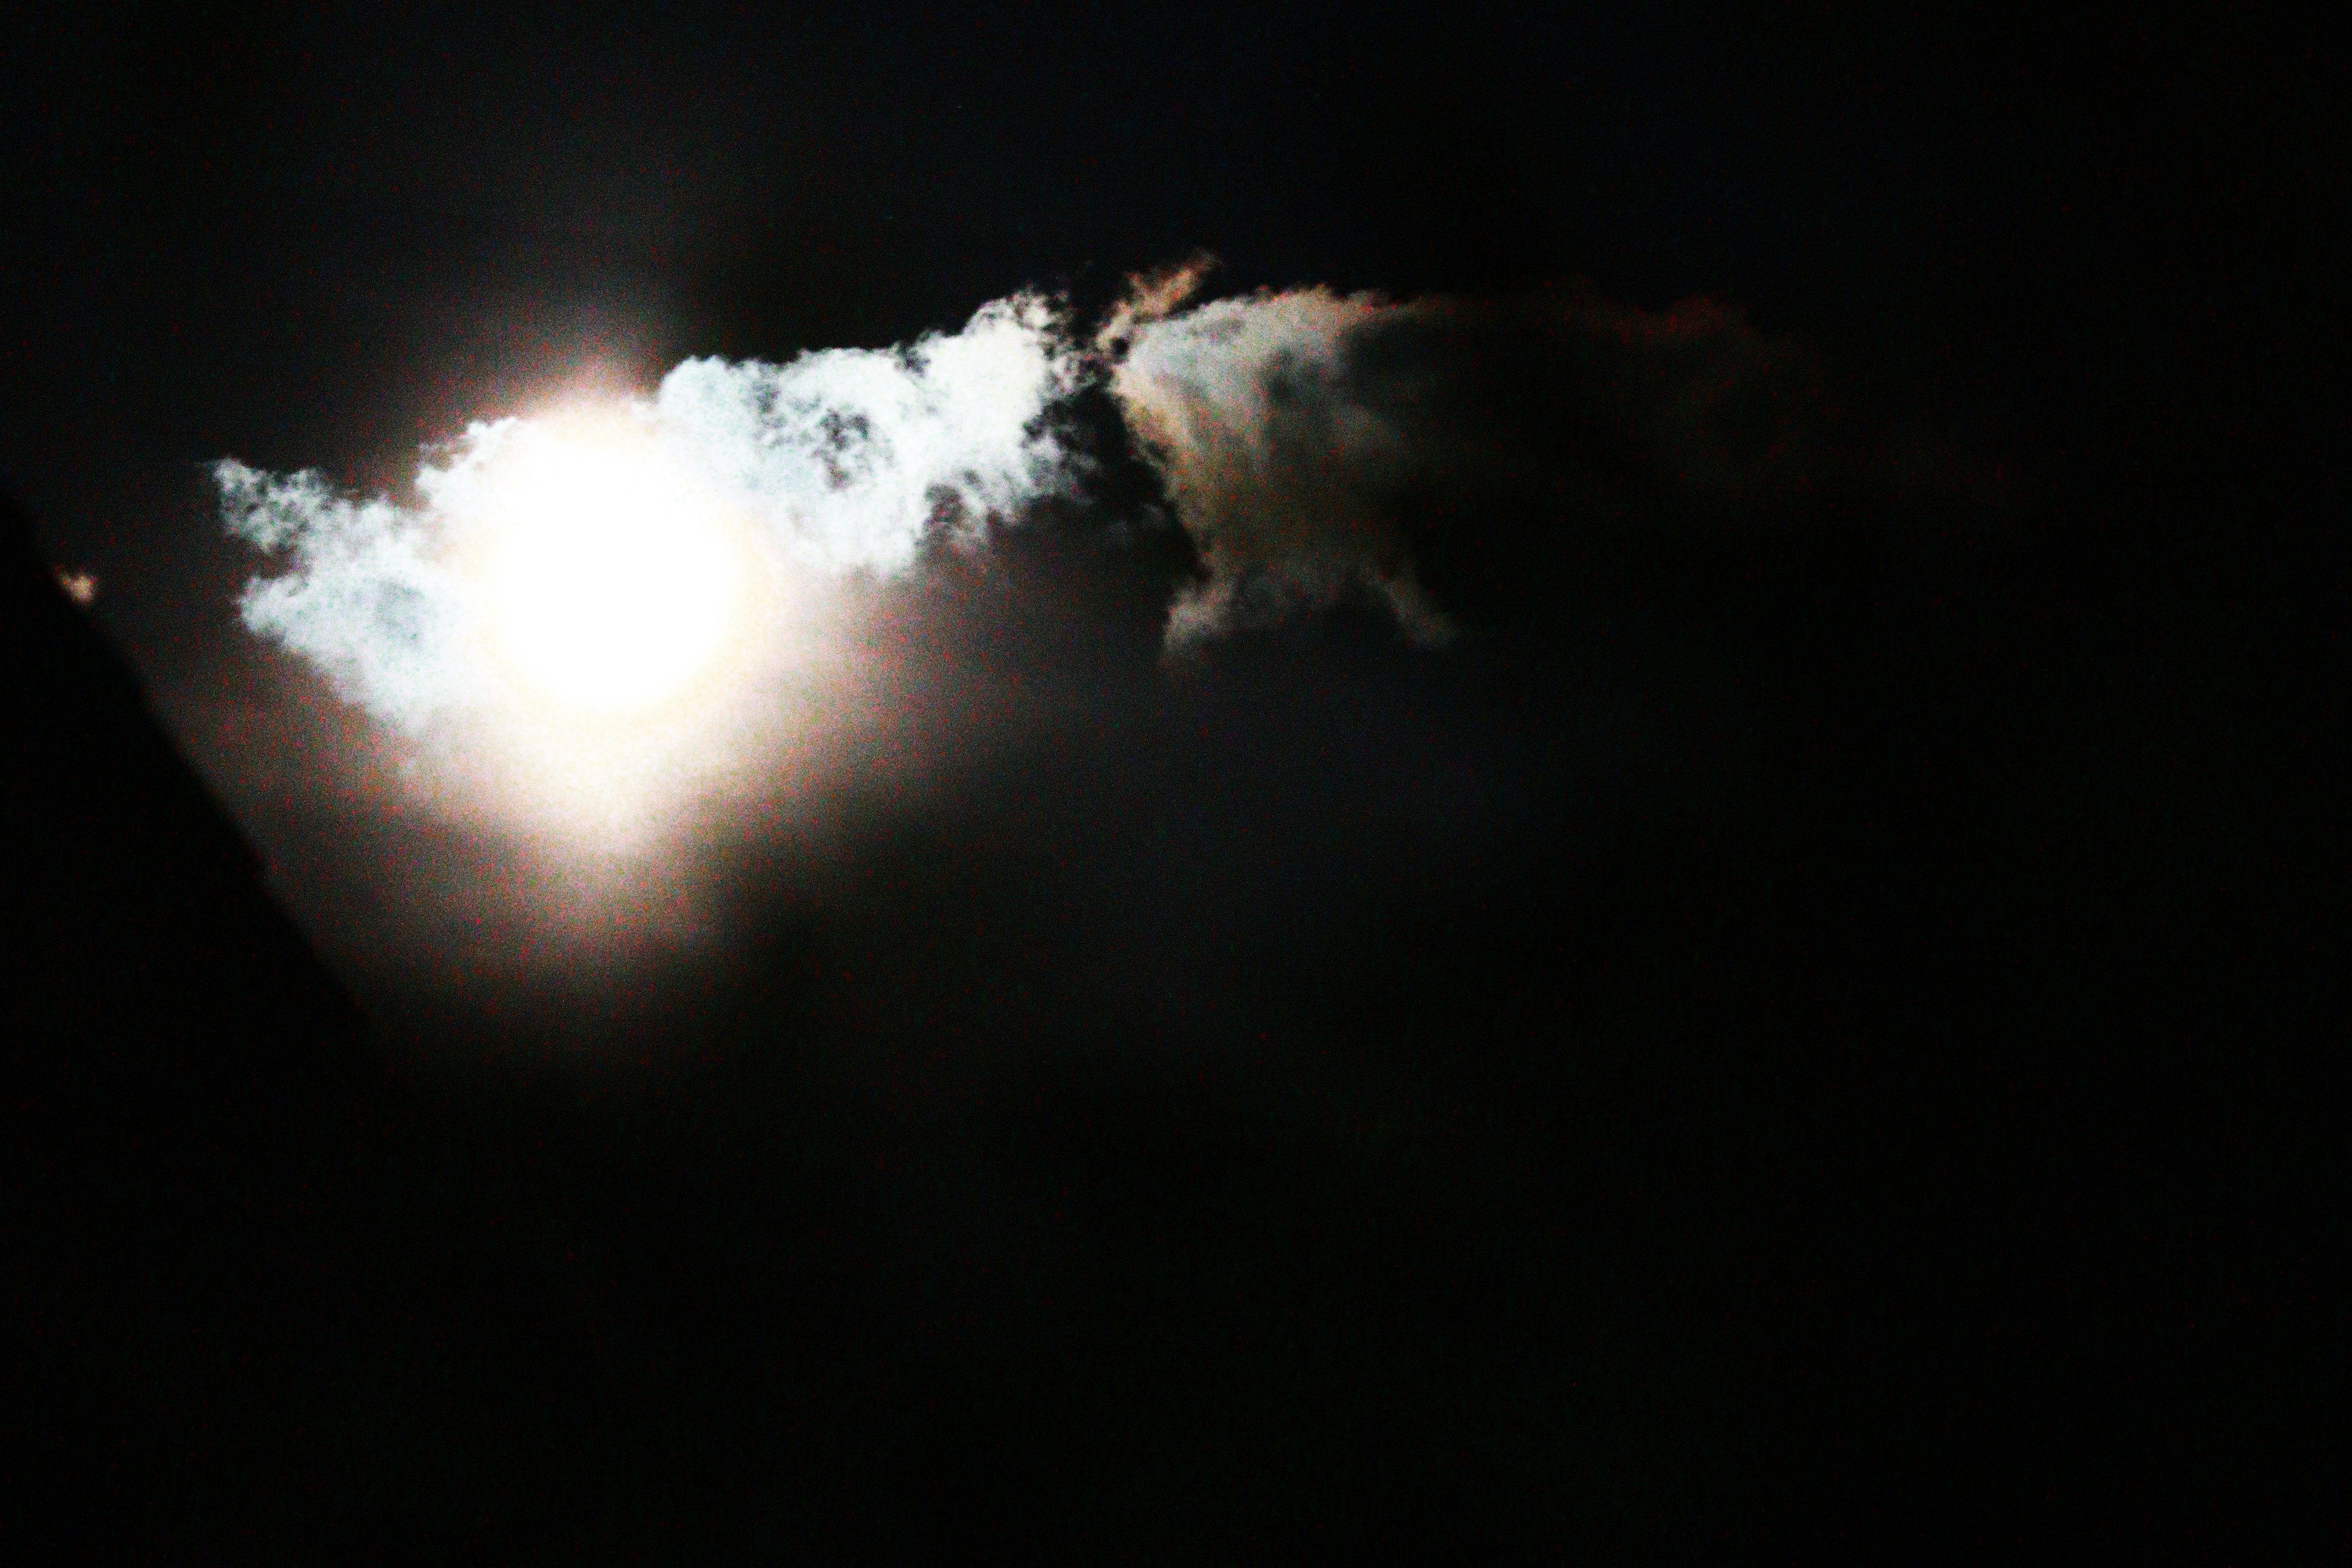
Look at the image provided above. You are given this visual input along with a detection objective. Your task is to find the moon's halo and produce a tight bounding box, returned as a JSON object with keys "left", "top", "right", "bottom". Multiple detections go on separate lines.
{"left": 426, "top": 403, "right": 809, "bottom": 843}
{"left": 211, "top": 292, "right": 1088, "bottom": 976}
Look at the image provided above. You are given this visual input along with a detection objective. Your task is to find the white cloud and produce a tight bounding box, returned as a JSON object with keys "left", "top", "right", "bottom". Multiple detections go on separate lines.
{"left": 654, "top": 292, "right": 1085, "bottom": 574}
{"left": 218, "top": 293, "right": 1085, "bottom": 728}
{"left": 218, "top": 460, "right": 483, "bottom": 727}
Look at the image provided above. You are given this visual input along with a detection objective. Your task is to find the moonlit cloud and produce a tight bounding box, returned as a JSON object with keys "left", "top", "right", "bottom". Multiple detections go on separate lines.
{"left": 1099, "top": 262, "right": 1966, "bottom": 646}
{"left": 1099, "top": 257, "right": 1449, "bottom": 646}
{"left": 222, "top": 266, "right": 1985, "bottom": 729}
{"left": 207, "top": 266, "right": 1998, "bottom": 969}
{"left": 218, "top": 293, "right": 1085, "bottom": 731}
{"left": 657, "top": 294, "right": 1087, "bottom": 574}
{"left": 218, "top": 461, "right": 483, "bottom": 727}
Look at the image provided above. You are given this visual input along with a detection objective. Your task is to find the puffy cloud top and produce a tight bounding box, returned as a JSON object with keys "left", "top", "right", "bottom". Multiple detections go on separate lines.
{"left": 655, "top": 292, "right": 1085, "bottom": 574}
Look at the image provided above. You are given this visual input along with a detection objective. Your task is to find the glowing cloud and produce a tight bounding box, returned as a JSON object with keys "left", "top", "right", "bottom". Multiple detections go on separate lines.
{"left": 1099, "top": 259, "right": 1450, "bottom": 646}
{"left": 218, "top": 292, "right": 1085, "bottom": 741}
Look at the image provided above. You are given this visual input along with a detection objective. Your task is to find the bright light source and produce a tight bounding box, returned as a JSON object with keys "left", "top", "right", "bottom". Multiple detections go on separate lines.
{"left": 476, "top": 423, "right": 749, "bottom": 715}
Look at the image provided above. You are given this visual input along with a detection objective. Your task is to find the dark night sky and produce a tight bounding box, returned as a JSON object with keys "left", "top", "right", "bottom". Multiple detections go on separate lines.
{"left": 4, "top": 4, "right": 2343, "bottom": 1556}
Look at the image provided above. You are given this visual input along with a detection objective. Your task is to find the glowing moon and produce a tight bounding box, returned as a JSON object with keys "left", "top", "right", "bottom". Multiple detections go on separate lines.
{"left": 421, "top": 407, "right": 807, "bottom": 840}
{"left": 473, "top": 420, "right": 752, "bottom": 716}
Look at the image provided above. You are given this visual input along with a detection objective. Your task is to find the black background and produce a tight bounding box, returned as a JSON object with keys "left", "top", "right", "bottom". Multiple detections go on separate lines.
{"left": 4, "top": 4, "right": 2343, "bottom": 1556}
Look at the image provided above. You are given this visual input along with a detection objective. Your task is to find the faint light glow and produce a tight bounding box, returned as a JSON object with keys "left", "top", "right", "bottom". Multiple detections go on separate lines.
{"left": 56, "top": 568, "right": 99, "bottom": 606}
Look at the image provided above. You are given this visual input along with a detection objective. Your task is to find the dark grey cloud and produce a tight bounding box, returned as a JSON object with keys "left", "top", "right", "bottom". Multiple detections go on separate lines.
{"left": 1102, "top": 260, "right": 1995, "bottom": 646}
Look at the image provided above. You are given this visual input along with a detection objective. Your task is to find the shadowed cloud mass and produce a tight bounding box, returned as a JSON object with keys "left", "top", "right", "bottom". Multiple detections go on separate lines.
{"left": 1099, "top": 257, "right": 1970, "bottom": 647}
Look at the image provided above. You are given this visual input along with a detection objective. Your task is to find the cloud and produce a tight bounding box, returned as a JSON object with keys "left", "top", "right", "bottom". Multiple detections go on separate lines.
{"left": 654, "top": 293, "right": 1086, "bottom": 574}
{"left": 1099, "top": 266, "right": 1958, "bottom": 646}
{"left": 218, "top": 293, "right": 1085, "bottom": 728}
{"left": 217, "top": 461, "right": 483, "bottom": 726}
{"left": 222, "top": 269, "right": 1995, "bottom": 712}
{"left": 1099, "top": 258, "right": 1450, "bottom": 647}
